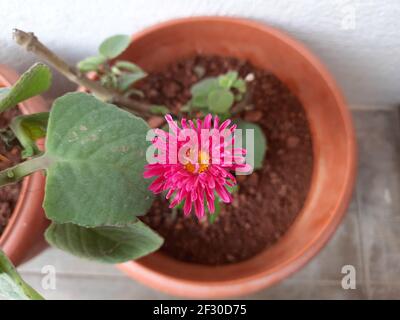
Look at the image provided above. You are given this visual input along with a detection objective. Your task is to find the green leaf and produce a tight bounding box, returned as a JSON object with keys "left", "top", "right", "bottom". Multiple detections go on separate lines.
{"left": 10, "top": 112, "right": 49, "bottom": 158}
{"left": 43, "top": 92, "right": 153, "bottom": 227}
{"left": 208, "top": 88, "right": 234, "bottom": 113}
{"left": 174, "top": 200, "right": 184, "bottom": 210}
{"left": 99, "top": 35, "right": 131, "bottom": 59}
{"left": 161, "top": 123, "right": 170, "bottom": 132}
{"left": 111, "top": 66, "right": 122, "bottom": 75}
{"left": 0, "top": 63, "right": 52, "bottom": 113}
{"left": 190, "top": 78, "right": 221, "bottom": 110}
{"left": 150, "top": 105, "right": 169, "bottom": 116}
{"left": 218, "top": 71, "right": 238, "bottom": 89}
{"left": 180, "top": 104, "right": 191, "bottom": 112}
{"left": 236, "top": 120, "right": 267, "bottom": 169}
{"left": 235, "top": 93, "right": 244, "bottom": 102}
{"left": 232, "top": 78, "right": 247, "bottom": 94}
{"left": 217, "top": 112, "right": 231, "bottom": 122}
{"left": 207, "top": 200, "right": 221, "bottom": 224}
{"left": 0, "top": 87, "right": 10, "bottom": 99}
{"left": 0, "top": 249, "right": 44, "bottom": 300}
{"left": 190, "top": 78, "right": 218, "bottom": 97}
{"left": 123, "top": 88, "right": 144, "bottom": 98}
{"left": 192, "top": 94, "right": 209, "bottom": 108}
{"left": 100, "top": 73, "right": 118, "bottom": 89}
{"left": 115, "top": 61, "right": 142, "bottom": 72}
{"left": 118, "top": 71, "right": 147, "bottom": 92}
{"left": 45, "top": 221, "right": 163, "bottom": 263}
{"left": 207, "top": 183, "right": 239, "bottom": 224}
{"left": 77, "top": 55, "right": 106, "bottom": 72}
{"left": 226, "top": 184, "right": 239, "bottom": 194}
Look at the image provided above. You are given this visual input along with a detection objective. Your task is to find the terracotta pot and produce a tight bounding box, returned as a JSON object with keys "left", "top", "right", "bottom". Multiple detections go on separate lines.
{"left": 112, "top": 17, "right": 357, "bottom": 298}
{"left": 0, "top": 65, "right": 49, "bottom": 266}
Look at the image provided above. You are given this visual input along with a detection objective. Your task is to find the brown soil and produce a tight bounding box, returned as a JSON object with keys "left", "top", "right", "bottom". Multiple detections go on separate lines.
{"left": 0, "top": 108, "right": 22, "bottom": 236}
{"left": 138, "top": 55, "right": 313, "bottom": 265}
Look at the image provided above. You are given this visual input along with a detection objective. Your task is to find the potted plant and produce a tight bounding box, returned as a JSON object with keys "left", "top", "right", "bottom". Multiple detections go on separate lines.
{"left": 10, "top": 16, "right": 356, "bottom": 299}
{"left": 0, "top": 62, "right": 163, "bottom": 299}
{"left": 0, "top": 65, "right": 48, "bottom": 266}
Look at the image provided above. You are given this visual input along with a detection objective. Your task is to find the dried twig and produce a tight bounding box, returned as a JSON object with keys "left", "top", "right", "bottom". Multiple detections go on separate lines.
{"left": 231, "top": 86, "right": 254, "bottom": 115}
{"left": 13, "top": 29, "right": 151, "bottom": 118}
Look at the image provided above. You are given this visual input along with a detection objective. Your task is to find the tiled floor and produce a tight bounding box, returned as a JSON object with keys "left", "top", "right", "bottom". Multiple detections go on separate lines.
{"left": 16, "top": 107, "right": 400, "bottom": 299}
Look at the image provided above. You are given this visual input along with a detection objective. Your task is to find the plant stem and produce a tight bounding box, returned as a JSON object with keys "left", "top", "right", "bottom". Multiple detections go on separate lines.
{"left": 0, "top": 249, "right": 45, "bottom": 300}
{"left": 0, "top": 155, "right": 50, "bottom": 187}
{"left": 231, "top": 86, "right": 254, "bottom": 115}
{"left": 12, "top": 29, "right": 151, "bottom": 118}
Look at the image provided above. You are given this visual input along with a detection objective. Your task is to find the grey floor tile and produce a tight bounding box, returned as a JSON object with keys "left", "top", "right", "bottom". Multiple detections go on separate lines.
{"left": 17, "top": 172, "right": 366, "bottom": 300}
{"left": 353, "top": 110, "right": 400, "bottom": 220}
{"left": 17, "top": 197, "right": 365, "bottom": 300}
{"left": 247, "top": 279, "right": 366, "bottom": 300}
{"left": 19, "top": 247, "right": 121, "bottom": 276}
{"left": 357, "top": 214, "right": 400, "bottom": 285}
{"left": 11, "top": 108, "right": 400, "bottom": 300}
{"left": 369, "top": 284, "right": 400, "bottom": 299}
{"left": 17, "top": 272, "right": 366, "bottom": 300}
{"left": 352, "top": 109, "right": 400, "bottom": 297}
{"left": 290, "top": 197, "right": 364, "bottom": 283}
{"left": 248, "top": 197, "right": 367, "bottom": 299}
{"left": 18, "top": 273, "right": 173, "bottom": 300}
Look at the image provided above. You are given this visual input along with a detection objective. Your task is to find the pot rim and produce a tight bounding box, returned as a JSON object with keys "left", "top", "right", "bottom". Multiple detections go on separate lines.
{"left": 115, "top": 16, "right": 357, "bottom": 298}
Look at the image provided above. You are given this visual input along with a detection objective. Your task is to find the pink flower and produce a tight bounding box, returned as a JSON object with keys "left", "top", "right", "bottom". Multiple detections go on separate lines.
{"left": 144, "top": 114, "right": 251, "bottom": 219}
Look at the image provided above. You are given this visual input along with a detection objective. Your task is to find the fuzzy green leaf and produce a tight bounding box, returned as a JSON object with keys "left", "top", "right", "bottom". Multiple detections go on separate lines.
{"left": 190, "top": 78, "right": 218, "bottom": 97}
{"left": 43, "top": 92, "right": 153, "bottom": 227}
{"left": 10, "top": 112, "right": 49, "bottom": 158}
{"left": 77, "top": 55, "right": 106, "bottom": 72}
{"left": 236, "top": 120, "right": 267, "bottom": 169}
{"left": 100, "top": 73, "right": 118, "bottom": 89}
{"left": 208, "top": 88, "right": 234, "bottom": 113}
{"left": 99, "top": 35, "right": 131, "bottom": 59}
{"left": 218, "top": 71, "right": 238, "bottom": 89}
{"left": 0, "top": 63, "right": 51, "bottom": 113}
{"left": 232, "top": 78, "right": 247, "bottom": 94}
{"left": 115, "top": 61, "right": 142, "bottom": 72}
{"left": 192, "top": 94, "right": 209, "bottom": 108}
{"left": 0, "top": 87, "right": 10, "bottom": 99}
{"left": 118, "top": 71, "right": 147, "bottom": 92}
{"left": 0, "top": 249, "right": 44, "bottom": 300}
{"left": 123, "top": 88, "right": 144, "bottom": 98}
{"left": 111, "top": 66, "right": 122, "bottom": 75}
{"left": 45, "top": 221, "right": 163, "bottom": 263}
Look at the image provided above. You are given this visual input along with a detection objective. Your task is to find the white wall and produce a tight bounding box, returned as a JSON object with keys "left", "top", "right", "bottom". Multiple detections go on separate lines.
{"left": 0, "top": 0, "right": 399, "bottom": 107}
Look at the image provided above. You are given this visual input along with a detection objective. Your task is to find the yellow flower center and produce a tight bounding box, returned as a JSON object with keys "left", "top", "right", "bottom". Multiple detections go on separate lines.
{"left": 185, "top": 150, "right": 210, "bottom": 173}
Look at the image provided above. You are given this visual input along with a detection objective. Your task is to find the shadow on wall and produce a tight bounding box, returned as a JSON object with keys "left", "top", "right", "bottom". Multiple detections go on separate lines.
{"left": 255, "top": 15, "right": 399, "bottom": 107}
{"left": 4, "top": 1, "right": 398, "bottom": 107}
